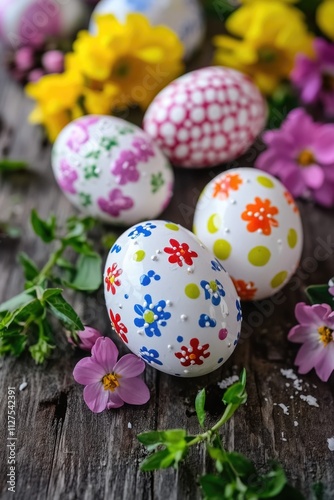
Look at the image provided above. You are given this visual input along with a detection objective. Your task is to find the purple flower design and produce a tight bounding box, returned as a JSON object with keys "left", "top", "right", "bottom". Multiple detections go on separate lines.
{"left": 291, "top": 38, "right": 334, "bottom": 117}
{"left": 67, "top": 116, "right": 99, "bottom": 153}
{"left": 132, "top": 137, "right": 155, "bottom": 162}
{"left": 256, "top": 108, "right": 334, "bottom": 207}
{"left": 98, "top": 189, "right": 134, "bottom": 218}
{"left": 111, "top": 150, "right": 139, "bottom": 185}
{"left": 58, "top": 159, "right": 78, "bottom": 194}
{"left": 73, "top": 337, "right": 150, "bottom": 413}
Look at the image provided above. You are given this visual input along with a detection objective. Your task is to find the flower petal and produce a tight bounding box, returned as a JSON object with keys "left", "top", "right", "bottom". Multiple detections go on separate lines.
{"left": 118, "top": 377, "right": 150, "bottom": 405}
{"left": 294, "top": 302, "right": 332, "bottom": 326}
{"left": 83, "top": 382, "right": 109, "bottom": 413}
{"left": 294, "top": 340, "right": 324, "bottom": 374}
{"left": 288, "top": 324, "right": 314, "bottom": 343}
{"left": 91, "top": 337, "right": 118, "bottom": 373}
{"left": 114, "top": 354, "right": 146, "bottom": 378}
{"left": 312, "top": 125, "right": 334, "bottom": 164}
{"left": 73, "top": 357, "right": 105, "bottom": 385}
{"left": 302, "top": 165, "right": 325, "bottom": 189}
{"left": 107, "top": 392, "right": 124, "bottom": 409}
{"left": 314, "top": 343, "right": 334, "bottom": 382}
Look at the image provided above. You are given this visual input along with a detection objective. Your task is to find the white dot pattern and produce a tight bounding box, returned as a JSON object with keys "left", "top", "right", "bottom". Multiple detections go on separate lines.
{"left": 143, "top": 67, "right": 267, "bottom": 168}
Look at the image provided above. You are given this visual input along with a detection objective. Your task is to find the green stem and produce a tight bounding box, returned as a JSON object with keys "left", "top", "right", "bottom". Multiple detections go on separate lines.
{"left": 34, "top": 242, "right": 66, "bottom": 283}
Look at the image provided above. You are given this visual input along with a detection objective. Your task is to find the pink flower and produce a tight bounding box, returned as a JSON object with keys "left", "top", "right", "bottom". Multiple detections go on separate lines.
{"left": 288, "top": 303, "right": 334, "bottom": 382}
{"left": 73, "top": 337, "right": 150, "bottom": 413}
{"left": 14, "top": 46, "right": 34, "bottom": 71}
{"left": 256, "top": 108, "right": 334, "bottom": 207}
{"left": 42, "top": 50, "right": 64, "bottom": 74}
{"left": 291, "top": 38, "right": 334, "bottom": 116}
{"left": 71, "top": 326, "right": 102, "bottom": 351}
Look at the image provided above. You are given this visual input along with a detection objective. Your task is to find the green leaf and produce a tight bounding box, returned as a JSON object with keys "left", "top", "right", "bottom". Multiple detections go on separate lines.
{"left": 0, "top": 329, "right": 27, "bottom": 356}
{"left": 0, "top": 222, "right": 21, "bottom": 239}
{"left": 200, "top": 474, "right": 229, "bottom": 500}
{"left": 0, "top": 299, "right": 44, "bottom": 329}
{"left": 29, "top": 320, "right": 55, "bottom": 364}
{"left": 140, "top": 449, "right": 175, "bottom": 471}
{"left": 45, "top": 293, "right": 84, "bottom": 330}
{"left": 18, "top": 252, "right": 39, "bottom": 281}
{"left": 138, "top": 429, "right": 186, "bottom": 447}
{"left": 223, "top": 371, "right": 247, "bottom": 406}
{"left": 0, "top": 289, "right": 36, "bottom": 313}
{"left": 63, "top": 253, "right": 102, "bottom": 292}
{"left": 226, "top": 452, "right": 255, "bottom": 478}
{"left": 312, "top": 482, "right": 324, "bottom": 500}
{"left": 195, "top": 388, "right": 206, "bottom": 428}
{"left": 31, "top": 210, "right": 56, "bottom": 243}
{"left": 0, "top": 159, "right": 27, "bottom": 172}
{"left": 163, "top": 429, "right": 187, "bottom": 443}
{"left": 305, "top": 285, "right": 334, "bottom": 309}
{"left": 42, "top": 288, "right": 63, "bottom": 301}
{"left": 254, "top": 464, "right": 287, "bottom": 498}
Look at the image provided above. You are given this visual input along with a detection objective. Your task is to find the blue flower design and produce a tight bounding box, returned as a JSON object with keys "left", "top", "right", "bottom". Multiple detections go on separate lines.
{"left": 200, "top": 279, "right": 226, "bottom": 306}
{"left": 236, "top": 299, "right": 243, "bottom": 322}
{"left": 127, "top": 0, "right": 153, "bottom": 11}
{"left": 128, "top": 222, "right": 157, "bottom": 239}
{"left": 234, "top": 332, "right": 240, "bottom": 346}
{"left": 134, "top": 294, "right": 171, "bottom": 337}
{"left": 111, "top": 244, "right": 121, "bottom": 253}
{"left": 198, "top": 314, "right": 217, "bottom": 328}
{"left": 211, "top": 259, "right": 226, "bottom": 272}
{"left": 140, "top": 270, "right": 161, "bottom": 286}
{"left": 140, "top": 346, "right": 163, "bottom": 365}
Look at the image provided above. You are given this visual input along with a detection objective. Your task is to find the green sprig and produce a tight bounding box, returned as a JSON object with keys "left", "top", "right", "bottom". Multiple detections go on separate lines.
{"left": 137, "top": 371, "right": 304, "bottom": 499}
{"left": 0, "top": 210, "right": 102, "bottom": 363}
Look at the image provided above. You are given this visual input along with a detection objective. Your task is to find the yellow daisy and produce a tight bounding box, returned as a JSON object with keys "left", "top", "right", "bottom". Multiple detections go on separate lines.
{"left": 317, "top": 0, "right": 334, "bottom": 40}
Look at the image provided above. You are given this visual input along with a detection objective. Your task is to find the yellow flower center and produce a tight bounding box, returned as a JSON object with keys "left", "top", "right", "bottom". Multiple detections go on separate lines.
{"left": 102, "top": 373, "right": 121, "bottom": 392}
{"left": 297, "top": 149, "right": 315, "bottom": 167}
{"left": 258, "top": 46, "right": 277, "bottom": 64}
{"left": 108, "top": 274, "right": 115, "bottom": 284}
{"left": 318, "top": 326, "right": 333, "bottom": 346}
{"left": 189, "top": 353, "right": 197, "bottom": 360}
{"left": 209, "top": 281, "right": 218, "bottom": 292}
{"left": 144, "top": 310, "right": 155, "bottom": 324}
{"left": 112, "top": 58, "right": 131, "bottom": 78}
{"left": 322, "top": 73, "right": 334, "bottom": 92}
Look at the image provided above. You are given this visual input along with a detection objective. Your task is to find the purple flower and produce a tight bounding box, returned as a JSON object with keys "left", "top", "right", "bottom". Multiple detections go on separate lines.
{"left": 111, "top": 150, "right": 139, "bottom": 185}
{"left": 67, "top": 116, "right": 99, "bottom": 153}
{"left": 256, "top": 108, "right": 334, "bottom": 207}
{"left": 42, "top": 50, "right": 64, "bottom": 74}
{"left": 288, "top": 303, "right": 334, "bottom": 382}
{"left": 291, "top": 38, "right": 334, "bottom": 116}
{"left": 132, "top": 137, "right": 154, "bottom": 162}
{"left": 73, "top": 337, "right": 150, "bottom": 413}
{"left": 58, "top": 159, "right": 78, "bottom": 194}
{"left": 98, "top": 188, "right": 134, "bottom": 217}
{"left": 69, "top": 326, "right": 102, "bottom": 351}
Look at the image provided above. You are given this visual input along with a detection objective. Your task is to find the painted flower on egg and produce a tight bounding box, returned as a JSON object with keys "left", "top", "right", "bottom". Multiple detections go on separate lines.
{"left": 105, "top": 263, "right": 122, "bottom": 294}
{"left": 134, "top": 294, "right": 171, "bottom": 337}
{"left": 241, "top": 197, "right": 279, "bottom": 236}
{"left": 109, "top": 309, "right": 128, "bottom": 343}
{"left": 164, "top": 239, "right": 199, "bottom": 267}
{"left": 175, "top": 338, "right": 210, "bottom": 366}
{"left": 200, "top": 279, "right": 226, "bottom": 306}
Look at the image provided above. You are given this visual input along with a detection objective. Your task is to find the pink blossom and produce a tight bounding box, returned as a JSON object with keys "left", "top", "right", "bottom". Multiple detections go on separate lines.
{"left": 27, "top": 68, "right": 45, "bottom": 82}
{"left": 42, "top": 50, "right": 64, "bottom": 74}
{"left": 256, "top": 108, "right": 334, "bottom": 207}
{"left": 288, "top": 303, "right": 334, "bottom": 382}
{"left": 71, "top": 326, "right": 102, "bottom": 351}
{"left": 73, "top": 337, "right": 150, "bottom": 413}
{"left": 14, "top": 46, "right": 34, "bottom": 71}
{"left": 291, "top": 38, "right": 334, "bottom": 116}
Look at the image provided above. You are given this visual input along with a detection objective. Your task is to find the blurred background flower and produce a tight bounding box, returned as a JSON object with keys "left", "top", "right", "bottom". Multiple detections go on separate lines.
{"left": 316, "top": 0, "right": 334, "bottom": 40}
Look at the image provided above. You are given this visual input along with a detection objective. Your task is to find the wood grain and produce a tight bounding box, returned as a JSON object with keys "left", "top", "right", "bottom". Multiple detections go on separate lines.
{"left": 0, "top": 19, "right": 334, "bottom": 500}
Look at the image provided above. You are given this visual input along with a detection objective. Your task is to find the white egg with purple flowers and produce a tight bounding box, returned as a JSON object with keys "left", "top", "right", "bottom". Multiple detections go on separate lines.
{"left": 51, "top": 115, "right": 174, "bottom": 226}
{"left": 193, "top": 168, "right": 304, "bottom": 301}
{"left": 90, "top": 0, "right": 205, "bottom": 59}
{"left": 103, "top": 220, "right": 242, "bottom": 377}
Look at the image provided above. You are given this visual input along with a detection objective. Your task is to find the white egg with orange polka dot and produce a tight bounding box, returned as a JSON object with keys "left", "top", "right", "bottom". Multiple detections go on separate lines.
{"left": 143, "top": 67, "right": 267, "bottom": 168}
{"left": 104, "top": 220, "right": 242, "bottom": 377}
{"left": 193, "top": 168, "right": 303, "bottom": 300}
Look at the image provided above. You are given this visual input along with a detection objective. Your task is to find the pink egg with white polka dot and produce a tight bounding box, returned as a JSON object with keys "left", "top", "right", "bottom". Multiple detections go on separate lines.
{"left": 143, "top": 66, "right": 267, "bottom": 168}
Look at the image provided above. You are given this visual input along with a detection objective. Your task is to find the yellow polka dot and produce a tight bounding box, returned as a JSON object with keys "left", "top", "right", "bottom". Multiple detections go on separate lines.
{"left": 193, "top": 225, "right": 197, "bottom": 235}
{"left": 185, "top": 283, "right": 200, "bottom": 299}
{"left": 287, "top": 228, "right": 297, "bottom": 249}
{"left": 248, "top": 246, "right": 271, "bottom": 266}
{"left": 257, "top": 176, "right": 274, "bottom": 188}
{"left": 165, "top": 223, "right": 179, "bottom": 231}
{"left": 271, "top": 271, "right": 288, "bottom": 288}
{"left": 133, "top": 250, "right": 145, "bottom": 262}
{"left": 213, "top": 239, "right": 231, "bottom": 260}
{"left": 207, "top": 214, "right": 221, "bottom": 234}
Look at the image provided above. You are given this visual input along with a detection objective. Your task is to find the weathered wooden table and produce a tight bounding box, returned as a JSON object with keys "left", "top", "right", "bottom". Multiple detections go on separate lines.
{"left": 0, "top": 18, "right": 334, "bottom": 500}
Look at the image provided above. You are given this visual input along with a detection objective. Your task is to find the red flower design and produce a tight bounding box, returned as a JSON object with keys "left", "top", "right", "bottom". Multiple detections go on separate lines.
{"left": 109, "top": 309, "right": 128, "bottom": 343}
{"left": 175, "top": 338, "right": 210, "bottom": 367}
{"left": 164, "top": 238, "right": 198, "bottom": 267}
{"left": 241, "top": 197, "right": 279, "bottom": 236}
{"left": 232, "top": 278, "right": 257, "bottom": 301}
{"left": 284, "top": 191, "right": 299, "bottom": 213}
{"left": 212, "top": 173, "right": 243, "bottom": 199}
{"left": 105, "top": 263, "right": 122, "bottom": 294}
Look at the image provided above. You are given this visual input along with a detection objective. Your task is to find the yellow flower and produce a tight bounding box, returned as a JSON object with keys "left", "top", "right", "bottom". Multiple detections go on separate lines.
{"left": 73, "top": 13, "right": 185, "bottom": 109}
{"left": 213, "top": 1, "right": 314, "bottom": 94}
{"left": 317, "top": 0, "right": 334, "bottom": 40}
{"left": 25, "top": 62, "right": 84, "bottom": 141}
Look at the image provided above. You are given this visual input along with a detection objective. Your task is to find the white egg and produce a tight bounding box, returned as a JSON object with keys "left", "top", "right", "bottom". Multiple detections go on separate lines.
{"left": 0, "top": 0, "right": 87, "bottom": 48}
{"left": 143, "top": 66, "right": 267, "bottom": 168}
{"left": 51, "top": 115, "right": 174, "bottom": 225}
{"left": 193, "top": 168, "right": 304, "bottom": 300}
{"left": 89, "top": 0, "right": 205, "bottom": 60}
{"left": 104, "top": 220, "right": 242, "bottom": 377}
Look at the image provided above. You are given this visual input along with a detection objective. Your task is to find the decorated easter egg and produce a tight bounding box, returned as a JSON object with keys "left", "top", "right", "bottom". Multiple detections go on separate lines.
{"left": 90, "top": 0, "right": 205, "bottom": 59}
{"left": 193, "top": 168, "right": 303, "bottom": 301}
{"left": 51, "top": 115, "right": 174, "bottom": 225}
{"left": 0, "top": 0, "right": 87, "bottom": 48}
{"left": 143, "top": 66, "right": 267, "bottom": 168}
{"left": 103, "top": 220, "right": 242, "bottom": 377}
